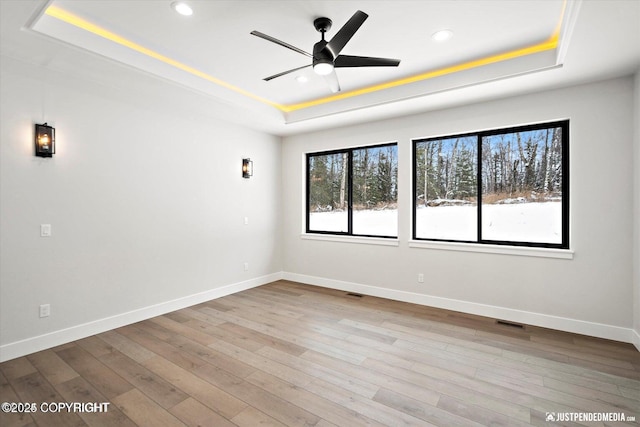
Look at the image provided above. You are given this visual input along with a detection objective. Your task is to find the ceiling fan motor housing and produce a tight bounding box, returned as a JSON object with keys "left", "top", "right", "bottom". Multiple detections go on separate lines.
{"left": 313, "top": 40, "right": 334, "bottom": 70}
{"left": 312, "top": 18, "right": 335, "bottom": 75}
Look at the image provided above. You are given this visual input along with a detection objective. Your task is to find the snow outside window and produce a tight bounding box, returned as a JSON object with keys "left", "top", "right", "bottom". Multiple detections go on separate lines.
{"left": 308, "top": 152, "right": 348, "bottom": 233}
{"left": 413, "top": 120, "right": 569, "bottom": 249}
{"left": 307, "top": 143, "right": 398, "bottom": 238}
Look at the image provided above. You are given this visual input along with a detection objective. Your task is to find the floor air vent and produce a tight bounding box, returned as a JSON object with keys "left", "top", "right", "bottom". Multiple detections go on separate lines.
{"left": 496, "top": 320, "right": 525, "bottom": 329}
{"left": 346, "top": 292, "right": 363, "bottom": 298}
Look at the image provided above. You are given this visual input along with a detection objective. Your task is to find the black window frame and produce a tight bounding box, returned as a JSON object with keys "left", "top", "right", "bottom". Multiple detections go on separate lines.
{"left": 306, "top": 142, "right": 398, "bottom": 238}
{"left": 412, "top": 120, "right": 569, "bottom": 249}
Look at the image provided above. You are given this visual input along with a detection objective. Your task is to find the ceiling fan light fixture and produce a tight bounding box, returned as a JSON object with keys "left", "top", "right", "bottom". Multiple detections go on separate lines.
{"left": 432, "top": 29, "right": 453, "bottom": 42}
{"left": 313, "top": 62, "right": 334, "bottom": 76}
{"left": 171, "top": 1, "right": 193, "bottom": 16}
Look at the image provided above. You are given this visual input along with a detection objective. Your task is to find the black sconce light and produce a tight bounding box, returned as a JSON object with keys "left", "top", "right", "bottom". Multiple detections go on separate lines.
{"left": 242, "top": 158, "right": 253, "bottom": 179}
{"left": 35, "top": 123, "right": 55, "bottom": 157}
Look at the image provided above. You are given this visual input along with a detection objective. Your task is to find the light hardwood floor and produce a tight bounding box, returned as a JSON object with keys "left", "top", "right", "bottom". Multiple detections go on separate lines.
{"left": 1, "top": 280, "right": 639, "bottom": 426}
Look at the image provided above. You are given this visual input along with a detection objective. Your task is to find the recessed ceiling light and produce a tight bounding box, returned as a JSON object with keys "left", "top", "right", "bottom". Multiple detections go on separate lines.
{"left": 171, "top": 2, "right": 193, "bottom": 16}
{"left": 432, "top": 29, "right": 453, "bottom": 42}
{"left": 295, "top": 75, "right": 309, "bottom": 84}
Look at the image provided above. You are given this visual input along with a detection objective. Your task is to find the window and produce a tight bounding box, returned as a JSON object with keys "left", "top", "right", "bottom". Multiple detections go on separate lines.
{"left": 413, "top": 120, "right": 568, "bottom": 248}
{"left": 307, "top": 143, "right": 398, "bottom": 238}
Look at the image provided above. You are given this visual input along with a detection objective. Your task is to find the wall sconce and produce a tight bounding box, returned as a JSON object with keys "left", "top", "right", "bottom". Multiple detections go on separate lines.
{"left": 35, "top": 123, "right": 55, "bottom": 157}
{"left": 242, "top": 158, "right": 253, "bottom": 179}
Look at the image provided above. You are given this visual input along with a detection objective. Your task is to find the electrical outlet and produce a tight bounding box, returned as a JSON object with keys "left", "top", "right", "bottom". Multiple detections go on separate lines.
{"left": 39, "top": 304, "right": 50, "bottom": 318}
{"left": 244, "top": 262, "right": 249, "bottom": 271}
{"left": 418, "top": 273, "right": 424, "bottom": 283}
{"left": 40, "top": 224, "right": 52, "bottom": 237}
{"left": 244, "top": 217, "right": 249, "bottom": 225}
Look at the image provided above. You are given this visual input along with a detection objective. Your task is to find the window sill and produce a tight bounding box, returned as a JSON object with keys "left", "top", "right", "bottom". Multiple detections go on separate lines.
{"left": 408, "top": 240, "right": 573, "bottom": 259}
{"left": 298, "top": 234, "right": 572, "bottom": 258}
{"left": 301, "top": 233, "right": 399, "bottom": 247}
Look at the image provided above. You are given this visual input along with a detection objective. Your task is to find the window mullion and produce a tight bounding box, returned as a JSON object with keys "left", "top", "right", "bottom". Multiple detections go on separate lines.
{"left": 477, "top": 135, "right": 482, "bottom": 243}
{"left": 347, "top": 150, "right": 353, "bottom": 235}
{"left": 305, "top": 154, "right": 311, "bottom": 233}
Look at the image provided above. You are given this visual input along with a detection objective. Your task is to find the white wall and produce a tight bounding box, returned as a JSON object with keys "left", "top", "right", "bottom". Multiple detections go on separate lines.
{"left": 0, "top": 55, "right": 282, "bottom": 361}
{"left": 282, "top": 77, "right": 636, "bottom": 343}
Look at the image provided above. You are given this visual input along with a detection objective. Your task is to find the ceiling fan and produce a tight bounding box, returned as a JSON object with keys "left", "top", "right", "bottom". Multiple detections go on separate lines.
{"left": 250, "top": 10, "right": 400, "bottom": 93}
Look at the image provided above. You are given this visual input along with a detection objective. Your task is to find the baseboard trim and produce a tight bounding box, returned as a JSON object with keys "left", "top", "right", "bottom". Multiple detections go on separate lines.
{"left": 282, "top": 272, "right": 637, "bottom": 346}
{"left": 632, "top": 329, "right": 640, "bottom": 351}
{"left": 3, "top": 271, "right": 635, "bottom": 362}
{"left": 0, "top": 273, "right": 282, "bottom": 362}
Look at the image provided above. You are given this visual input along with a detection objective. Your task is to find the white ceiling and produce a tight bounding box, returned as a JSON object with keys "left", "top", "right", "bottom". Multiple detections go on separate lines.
{"left": 1, "top": 0, "right": 639, "bottom": 135}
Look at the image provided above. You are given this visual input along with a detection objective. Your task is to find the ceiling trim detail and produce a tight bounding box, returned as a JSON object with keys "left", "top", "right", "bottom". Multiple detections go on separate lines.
{"left": 284, "top": 36, "right": 560, "bottom": 112}
{"left": 41, "top": 2, "right": 566, "bottom": 114}
{"left": 43, "top": 5, "right": 286, "bottom": 111}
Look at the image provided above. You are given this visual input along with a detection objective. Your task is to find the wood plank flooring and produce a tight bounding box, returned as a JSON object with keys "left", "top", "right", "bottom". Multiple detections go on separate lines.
{"left": 1, "top": 280, "right": 639, "bottom": 426}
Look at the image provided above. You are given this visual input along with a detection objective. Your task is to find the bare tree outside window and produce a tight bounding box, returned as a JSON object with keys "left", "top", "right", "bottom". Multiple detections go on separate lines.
{"left": 307, "top": 143, "right": 398, "bottom": 237}
{"left": 413, "top": 121, "right": 568, "bottom": 248}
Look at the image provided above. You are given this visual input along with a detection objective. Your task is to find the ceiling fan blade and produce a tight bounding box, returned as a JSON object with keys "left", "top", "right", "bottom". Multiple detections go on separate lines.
{"left": 323, "top": 70, "right": 341, "bottom": 93}
{"left": 263, "top": 64, "right": 311, "bottom": 81}
{"left": 335, "top": 55, "right": 400, "bottom": 68}
{"left": 250, "top": 31, "right": 313, "bottom": 58}
{"left": 325, "top": 10, "right": 368, "bottom": 58}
